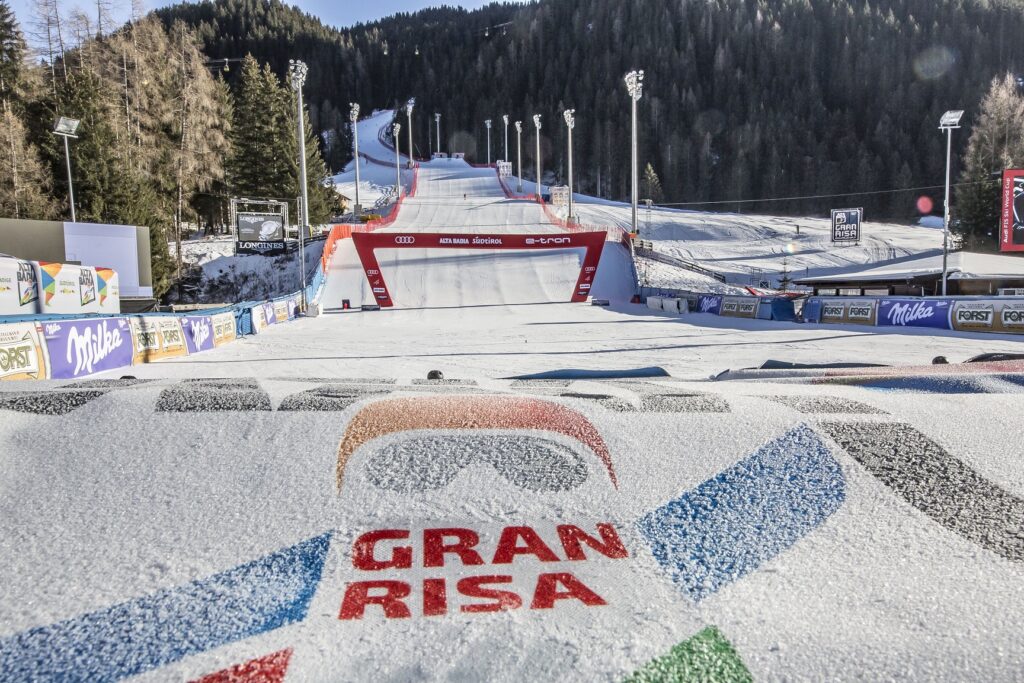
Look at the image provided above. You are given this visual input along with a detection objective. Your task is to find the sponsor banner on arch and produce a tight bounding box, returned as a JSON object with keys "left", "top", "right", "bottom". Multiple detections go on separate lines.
{"left": 951, "top": 299, "right": 1024, "bottom": 334}
{"left": 42, "top": 318, "right": 133, "bottom": 379}
{"left": 877, "top": 298, "right": 952, "bottom": 330}
{"left": 0, "top": 322, "right": 49, "bottom": 380}
{"left": 129, "top": 317, "right": 188, "bottom": 364}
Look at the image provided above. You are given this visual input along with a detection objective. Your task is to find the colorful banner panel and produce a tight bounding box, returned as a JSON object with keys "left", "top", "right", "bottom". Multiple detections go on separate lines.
{"left": 34, "top": 262, "right": 100, "bottom": 315}
{"left": 94, "top": 267, "right": 120, "bottom": 314}
{"left": 0, "top": 322, "right": 49, "bottom": 380}
{"left": 42, "top": 318, "right": 133, "bottom": 379}
{"left": 0, "top": 258, "right": 39, "bottom": 316}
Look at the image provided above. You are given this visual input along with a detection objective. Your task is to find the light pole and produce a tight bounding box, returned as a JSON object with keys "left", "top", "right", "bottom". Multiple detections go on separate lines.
{"left": 624, "top": 69, "right": 644, "bottom": 236}
{"left": 939, "top": 109, "right": 963, "bottom": 296}
{"left": 434, "top": 113, "right": 441, "bottom": 155}
{"left": 502, "top": 114, "right": 509, "bottom": 162}
{"left": 533, "top": 114, "right": 542, "bottom": 200}
{"left": 289, "top": 60, "right": 310, "bottom": 309}
{"left": 350, "top": 102, "right": 361, "bottom": 215}
{"left": 405, "top": 99, "right": 414, "bottom": 169}
{"left": 563, "top": 108, "right": 575, "bottom": 222}
{"left": 515, "top": 120, "right": 523, "bottom": 192}
{"left": 485, "top": 119, "right": 492, "bottom": 165}
{"left": 393, "top": 122, "right": 402, "bottom": 200}
{"left": 52, "top": 117, "right": 80, "bottom": 222}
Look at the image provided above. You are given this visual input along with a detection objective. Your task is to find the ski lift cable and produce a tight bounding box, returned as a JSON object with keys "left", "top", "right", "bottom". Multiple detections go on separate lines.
{"left": 655, "top": 179, "right": 991, "bottom": 207}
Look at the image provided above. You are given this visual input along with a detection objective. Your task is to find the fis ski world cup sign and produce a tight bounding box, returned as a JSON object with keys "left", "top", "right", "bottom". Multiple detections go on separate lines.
{"left": 351, "top": 232, "right": 607, "bottom": 307}
{"left": 999, "top": 169, "right": 1024, "bottom": 252}
{"left": 877, "top": 298, "right": 952, "bottom": 330}
{"left": 831, "top": 208, "right": 862, "bottom": 243}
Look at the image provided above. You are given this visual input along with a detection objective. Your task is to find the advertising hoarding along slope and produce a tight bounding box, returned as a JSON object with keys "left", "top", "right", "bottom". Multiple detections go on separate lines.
{"left": 1000, "top": 169, "right": 1024, "bottom": 252}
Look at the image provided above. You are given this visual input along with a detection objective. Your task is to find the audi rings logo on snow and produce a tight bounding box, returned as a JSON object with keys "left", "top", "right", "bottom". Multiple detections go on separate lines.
{"left": 395, "top": 236, "right": 416, "bottom": 245}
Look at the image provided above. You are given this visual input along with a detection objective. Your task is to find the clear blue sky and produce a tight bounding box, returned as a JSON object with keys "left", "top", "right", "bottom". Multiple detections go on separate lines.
{"left": 9, "top": 0, "right": 527, "bottom": 33}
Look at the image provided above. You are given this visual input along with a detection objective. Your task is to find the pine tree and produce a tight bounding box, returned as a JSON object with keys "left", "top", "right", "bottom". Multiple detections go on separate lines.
{"left": 0, "top": 109, "right": 57, "bottom": 218}
{"left": 955, "top": 74, "right": 1024, "bottom": 251}
{"left": 641, "top": 162, "right": 663, "bottom": 204}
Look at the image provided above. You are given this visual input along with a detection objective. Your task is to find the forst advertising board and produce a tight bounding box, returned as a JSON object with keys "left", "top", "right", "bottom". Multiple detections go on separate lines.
{"left": 211, "top": 312, "right": 237, "bottom": 346}
{"left": 820, "top": 299, "right": 877, "bottom": 325}
{"left": 877, "top": 299, "right": 952, "bottom": 330}
{"left": 720, "top": 296, "right": 759, "bottom": 318}
{"left": 831, "top": 208, "right": 863, "bottom": 243}
{"left": 999, "top": 169, "right": 1024, "bottom": 252}
{"left": 129, "top": 317, "right": 188, "bottom": 364}
{"left": 0, "top": 322, "right": 49, "bottom": 381}
{"left": 951, "top": 299, "right": 1024, "bottom": 334}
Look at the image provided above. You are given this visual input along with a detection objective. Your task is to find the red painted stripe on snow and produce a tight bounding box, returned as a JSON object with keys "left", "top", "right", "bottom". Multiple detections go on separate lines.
{"left": 191, "top": 649, "right": 292, "bottom": 683}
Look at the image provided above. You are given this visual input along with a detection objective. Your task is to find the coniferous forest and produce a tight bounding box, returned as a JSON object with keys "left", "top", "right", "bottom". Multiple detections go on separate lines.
{"left": 4, "top": 0, "right": 1024, "bottom": 285}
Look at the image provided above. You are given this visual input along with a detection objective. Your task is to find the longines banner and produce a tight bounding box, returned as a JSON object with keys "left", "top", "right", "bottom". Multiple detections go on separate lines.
{"left": 1000, "top": 169, "right": 1024, "bottom": 252}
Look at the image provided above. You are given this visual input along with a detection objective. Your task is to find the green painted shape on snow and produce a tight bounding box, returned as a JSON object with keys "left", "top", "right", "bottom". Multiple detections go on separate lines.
{"left": 623, "top": 626, "right": 753, "bottom": 683}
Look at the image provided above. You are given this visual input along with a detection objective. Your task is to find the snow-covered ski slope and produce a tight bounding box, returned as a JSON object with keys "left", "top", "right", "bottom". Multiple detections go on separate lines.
{"left": 324, "top": 115, "right": 635, "bottom": 309}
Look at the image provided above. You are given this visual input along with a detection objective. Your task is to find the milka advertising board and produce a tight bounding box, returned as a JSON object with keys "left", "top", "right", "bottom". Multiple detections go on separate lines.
{"left": 0, "top": 322, "right": 49, "bottom": 380}
{"left": 0, "top": 258, "right": 39, "bottom": 315}
{"left": 34, "top": 262, "right": 100, "bottom": 315}
{"left": 180, "top": 316, "right": 216, "bottom": 355}
{"left": 951, "top": 299, "right": 1024, "bottom": 334}
{"left": 877, "top": 298, "right": 952, "bottom": 330}
{"left": 696, "top": 295, "right": 722, "bottom": 315}
{"left": 129, "top": 317, "right": 188, "bottom": 363}
{"left": 41, "top": 318, "right": 133, "bottom": 379}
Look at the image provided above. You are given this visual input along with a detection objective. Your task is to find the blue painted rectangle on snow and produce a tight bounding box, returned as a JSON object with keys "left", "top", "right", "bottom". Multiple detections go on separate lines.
{"left": 0, "top": 532, "right": 332, "bottom": 682}
{"left": 637, "top": 426, "right": 844, "bottom": 602}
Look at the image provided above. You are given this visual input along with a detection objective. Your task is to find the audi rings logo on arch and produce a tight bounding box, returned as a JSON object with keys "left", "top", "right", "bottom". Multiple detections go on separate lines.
{"left": 394, "top": 236, "right": 416, "bottom": 245}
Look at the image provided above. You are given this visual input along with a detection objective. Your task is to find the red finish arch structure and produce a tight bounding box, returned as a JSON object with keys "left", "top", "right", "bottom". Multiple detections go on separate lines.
{"left": 352, "top": 231, "right": 607, "bottom": 307}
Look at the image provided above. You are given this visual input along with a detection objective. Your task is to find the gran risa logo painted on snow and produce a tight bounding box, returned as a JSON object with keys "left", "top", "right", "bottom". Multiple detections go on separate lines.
{"left": 339, "top": 523, "right": 627, "bottom": 620}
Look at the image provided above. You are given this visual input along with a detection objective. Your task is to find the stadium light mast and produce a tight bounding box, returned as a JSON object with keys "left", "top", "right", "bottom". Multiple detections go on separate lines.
{"left": 350, "top": 102, "right": 361, "bottom": 215}
{"left": 563, "top": 109, "right": 576, "bottom": 222}
{"left": 939, "top": 109, "right": 963, "bottom": 297}
{"left": 393, "top": 122, "right": 402, "bottom": 199}
{"left": 405, "top": 99, "right": 415, "bottom": 169}
{"left": 435, "top": 112, "right": 442, "bottom": 155}
{"left": 52, "top": 116, "right": 80, "bottom": 222}
{"left": 515, "top": 120, "right": 523, "bottom": 192}
{"left": 533, "top": 114, "right": 542, "bottom": 200}
{"left": 485, "top": 119, "right": 492, "bottom": 166}
{"left": 624, "top": 69, "right": 644, "bottom": 237}
{"left": 502, "top": 114, "right": 509, "bottom": 162}
{"left": 289, "top": 60, "right": 309, "bottom": 310}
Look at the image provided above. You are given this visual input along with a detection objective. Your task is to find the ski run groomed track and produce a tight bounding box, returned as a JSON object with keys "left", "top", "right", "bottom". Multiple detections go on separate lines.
{"left": 1, "top": 110, "right": 1023, "bottom": 683}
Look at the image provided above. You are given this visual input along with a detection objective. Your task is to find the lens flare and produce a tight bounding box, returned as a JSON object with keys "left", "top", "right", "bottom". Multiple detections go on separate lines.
{"left": 916, "top": 196, "right": 934, "bottom": 214}
{"left": 913, "top": 46, "right": 956, "bottom": 81}
{"left": 785, "top": 243, "right": 798, "bottom": 254}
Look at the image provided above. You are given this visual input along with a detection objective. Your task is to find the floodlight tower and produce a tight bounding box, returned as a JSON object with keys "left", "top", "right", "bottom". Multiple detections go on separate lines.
{"left": 52, "top": 116, "right": 80, "bottom": 222}
{"left": 485, "top": 119, "right": 492, "bottom": 165}
{"left": 563, "top": 109, "right": 576, "bottom": 222}
{"left": 939, "top": 109, "right": 964, "bottom": 296}
{"left": 515, "top": 120, "right": 523, "bottom": 192}
{"left": 393, "top": 122, "right": 402, "bottom": 199}
{"left": 350, "top": 102, "right": 361, "bottom": 215}
{"left": 289, "top": 60, "right": 309, "bottom": 308}
{"left": 502, "top": 114, "right": 509, "bottom": 162}
{"left": 405, "top": 99, "right": 415, "bottom": 169}
{"left": 624, "top": 69, "right": 644, "bottom": 236}
{"left": 533, "top": 114, "right": 542, "bottom": 200}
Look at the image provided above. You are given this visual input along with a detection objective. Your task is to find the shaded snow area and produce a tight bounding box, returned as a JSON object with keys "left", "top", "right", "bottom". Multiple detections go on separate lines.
{"left": 636, "top": 257, "right": 748, "bottom": 295}
{"left": 167, "top": 238, "right": 325, "bottom": 304}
